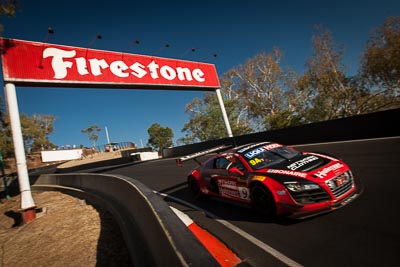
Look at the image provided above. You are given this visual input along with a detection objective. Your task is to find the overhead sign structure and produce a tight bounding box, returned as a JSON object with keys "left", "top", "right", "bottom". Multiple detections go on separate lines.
{"left": 1, "top": 38, "right": 220, "bottom": 90}
{"left": 0, "top": 38, "right": 232, "bottom": 223}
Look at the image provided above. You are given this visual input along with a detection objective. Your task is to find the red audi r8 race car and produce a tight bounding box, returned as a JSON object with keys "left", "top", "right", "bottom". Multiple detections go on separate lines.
{"left": 177, "top": 142, "right": 360, "bottom": 219}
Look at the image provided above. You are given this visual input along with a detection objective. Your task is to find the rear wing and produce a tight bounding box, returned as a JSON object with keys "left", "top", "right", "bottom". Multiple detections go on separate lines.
{"left": 176, "top": 144, "right": 233, "bottom": 167}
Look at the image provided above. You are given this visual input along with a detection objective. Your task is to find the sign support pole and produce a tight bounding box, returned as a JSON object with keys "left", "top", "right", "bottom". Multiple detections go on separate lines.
{"left": 4, "top": 83, "right": 36, "bottom": 223}
{"left": 216, "top": 88, "right": 233, "bottom": 138}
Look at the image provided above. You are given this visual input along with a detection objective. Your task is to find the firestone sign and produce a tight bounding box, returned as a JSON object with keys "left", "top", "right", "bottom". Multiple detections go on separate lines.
{"left": 0, "top": 38, "right": 220, "bottom": 90}
{"left": 0, "top": 38, "right": 230, "bottom": 221}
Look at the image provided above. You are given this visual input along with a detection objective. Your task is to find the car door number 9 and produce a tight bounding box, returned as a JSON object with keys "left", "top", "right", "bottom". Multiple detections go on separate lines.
{"left": 239, "top": 187, "right": 250, "bottom": 199}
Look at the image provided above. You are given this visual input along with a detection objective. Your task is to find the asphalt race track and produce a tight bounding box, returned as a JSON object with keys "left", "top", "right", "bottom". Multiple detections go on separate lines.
{"left": 98, "top": 137, "right": 399, "bottom": 267}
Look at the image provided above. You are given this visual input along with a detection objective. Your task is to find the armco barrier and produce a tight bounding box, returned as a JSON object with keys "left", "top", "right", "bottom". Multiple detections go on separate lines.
{"left": 33, "top": 173, "right": 219, "bottom": 267}
{"left": 163, "top": 108, "right": 400, "bottom": 158}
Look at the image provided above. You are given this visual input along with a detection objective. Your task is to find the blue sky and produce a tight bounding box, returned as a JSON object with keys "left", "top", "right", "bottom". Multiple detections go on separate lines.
{"left": 0, "top": 0, "right": 399, "bottom": 148}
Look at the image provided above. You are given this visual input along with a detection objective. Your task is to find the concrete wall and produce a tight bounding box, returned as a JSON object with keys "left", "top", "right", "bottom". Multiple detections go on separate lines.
{"left": 41, "top": 149, "right": 83, "bottom": 162}
{"left": 33, "top": 173, "right": 219, "bottom": 267}
{"left": 163, "top": 108, "right": 400, "bottom": 158}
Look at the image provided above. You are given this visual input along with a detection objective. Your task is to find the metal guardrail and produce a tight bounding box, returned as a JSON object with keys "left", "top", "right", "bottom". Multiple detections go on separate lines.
{"left": 32, "top": 173, "right": 219, "bottom": 267}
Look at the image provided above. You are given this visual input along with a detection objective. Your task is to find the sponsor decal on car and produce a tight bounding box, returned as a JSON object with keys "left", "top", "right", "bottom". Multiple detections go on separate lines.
{"left": 251, "top": 175, "right": 267, "bottom": 182}
{"left": 276, "top": 190, "right": 287, "bottom": 196}
{"left": 217, "top": 180, "right": 250, "bottom": 199}
{"left": 220, "top": 187, "right": 240, "bottom": 198}
{"left": 244, "top": 147, "right": 266, "bottom": 159}
{"left": 248, "top": 157, "right": 263, "bottom": 166}
{"left": 239, "top": 187, "right": 250, "bottom": 199}
{"left": 263, "top": 143, "right": 282, "bottom": 150}
{"left": 217, "top": 180, "right": 237, "bottom": 190}
{"left": 314, "top": 163, "right": 344, "bottom": 178}
{"left": 267, "top": 169, "right": 308, "bottom": 178}
{"left": 286, "top": 155, "right": 319, "bottom": 170}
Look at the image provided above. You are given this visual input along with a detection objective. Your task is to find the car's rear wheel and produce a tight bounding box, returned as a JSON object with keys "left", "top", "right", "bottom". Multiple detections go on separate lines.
{"left": 251, "top": 185, "right": 276, "bottom": 217}
{"left": 188, "top": 176, "right": 202, "bottom": 199}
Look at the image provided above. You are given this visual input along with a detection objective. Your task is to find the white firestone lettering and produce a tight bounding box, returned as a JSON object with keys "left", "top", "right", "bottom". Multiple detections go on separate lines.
{"left": 160, "top": 65, "right": 176, "bottom": 80}
{"left": 130, "top": 62, "right": 146, "bottom": 78}
{"left": 89, "top": 59, "right": 109, "bottom": 76}
{"left": 176, "top": 67, "right": 193, "bottom": 81}
{"left": 42, "top": 47, "right": 209, "bottom": 83}
{"left": 43, "top": 48, "right": 75, "bottom": 79}
{"left": 75, "top": 57, "right": 89, "bottom": 75}
{"left": 147, "top": 61, "right": 160, "bottom": 79}
{"left": 110, "top": 61, "right": 129, "bottom": 78}
{"left": 192, "top": 68, "right": 205, "bottom": 82}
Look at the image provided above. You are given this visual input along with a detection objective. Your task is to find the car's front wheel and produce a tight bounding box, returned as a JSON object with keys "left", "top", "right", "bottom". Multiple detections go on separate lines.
{"left": 188, "top": 176, "right": 202, "bottom": 199}
{"left": 251, "top": 185, "right": 276, "bottom": 217}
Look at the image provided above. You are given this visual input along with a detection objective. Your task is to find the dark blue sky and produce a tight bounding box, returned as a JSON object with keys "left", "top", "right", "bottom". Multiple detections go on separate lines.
{"left": 1, "top": 0, "right": 399, "bottom": 148}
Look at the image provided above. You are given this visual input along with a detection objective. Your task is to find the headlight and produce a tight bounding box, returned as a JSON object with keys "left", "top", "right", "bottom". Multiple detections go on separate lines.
{"left": 284, "top": 181, "right": 320, "bottom": 192}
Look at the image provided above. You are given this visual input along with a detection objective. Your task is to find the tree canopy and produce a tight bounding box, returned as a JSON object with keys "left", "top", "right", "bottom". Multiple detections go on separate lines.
{"left": 0, "top": 0, "right": 18, "bottom": 35}
{"left": 147, "top": 123, "right": 174, "bottom": 151}
{"left": 81, "top": 125, "right": 102, "bottom": 148}
{"left": 360, "top": 16, "right": 400, "bottom": 98}
{"left": 180, "top": 18, "right": 400, "bottom": 144}
{"left": 1, "top": 6, "right": 398, "bottom": 150}
{"left": 0, "top": 99, "right": 57, "bottom": 156}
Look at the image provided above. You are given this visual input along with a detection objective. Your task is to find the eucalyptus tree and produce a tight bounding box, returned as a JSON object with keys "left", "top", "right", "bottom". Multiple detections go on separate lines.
{"left": 359, "top": 16, "right": 400, "bottom": 109}
{"left": 225, "top": 48, "right": 304, "bottom": 131}
{"left": 0, "top": 108, "right": 57, "bottom": 155}
{"left": 0, "top": 0, "right": 18, "bottom": 34}
{"left": 147, "top": 123, "right": 174, "bottom": 151}
{"left": 179, "top": 49, "right": 303, "bottom": 144}
{"left": 81, "top": 125, "right": 102, "bottom": 148}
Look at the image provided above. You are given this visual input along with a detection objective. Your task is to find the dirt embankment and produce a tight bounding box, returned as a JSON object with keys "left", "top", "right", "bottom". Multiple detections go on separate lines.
{"left": 2, "top": 153, "right": 51, "bottom": 175}
{"left": 0, "top": 191, "right": 132, "bottom": 267}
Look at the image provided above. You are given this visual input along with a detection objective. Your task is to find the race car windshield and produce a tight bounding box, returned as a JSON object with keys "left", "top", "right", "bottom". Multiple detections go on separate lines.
{"left": 242, "top": 145, "right": 300, "bottom": 170}
{"left": 270, "top": 146, "right": 300, "bottom": 160}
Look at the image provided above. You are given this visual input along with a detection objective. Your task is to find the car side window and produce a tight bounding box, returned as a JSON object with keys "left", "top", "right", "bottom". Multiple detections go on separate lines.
{"left": 225, "top": 156, "right": 246, "bottom": 171}
{"left": 204, "top": 159, "right": 215, "bottom": 169}
{"left": 233, "top": 158, "right": 246, "bottom": 172}
{"left": 215, "top": 157, "right": 230, "bottom": 169}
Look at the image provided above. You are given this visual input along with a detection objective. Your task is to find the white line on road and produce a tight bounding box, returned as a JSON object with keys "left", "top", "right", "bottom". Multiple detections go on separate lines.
{"left": 293, "top": 136, "right": 399, "bottom": 147}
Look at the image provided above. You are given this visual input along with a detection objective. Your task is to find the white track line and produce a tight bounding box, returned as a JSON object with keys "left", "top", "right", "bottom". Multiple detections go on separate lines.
{"left": 154, "top": 191, "right": 303, "bottom": 267}
{"left": 293, "top": 136, "right": 399, "bottom": 147}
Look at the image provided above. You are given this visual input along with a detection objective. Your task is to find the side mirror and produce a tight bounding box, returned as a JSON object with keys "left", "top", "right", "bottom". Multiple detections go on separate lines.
{"left": 229, "top": 167, "right": 244, "bottom": 176}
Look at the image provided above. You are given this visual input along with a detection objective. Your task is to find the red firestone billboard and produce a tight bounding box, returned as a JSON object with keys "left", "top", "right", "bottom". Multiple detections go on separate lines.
{"left": 0, "top": 38, "right": 220, "bottom": 90}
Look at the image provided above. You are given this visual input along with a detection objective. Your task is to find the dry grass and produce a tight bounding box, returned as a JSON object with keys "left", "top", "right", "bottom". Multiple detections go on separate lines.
{"left": 0, "top": 191, "right": 132, "bottom": 267}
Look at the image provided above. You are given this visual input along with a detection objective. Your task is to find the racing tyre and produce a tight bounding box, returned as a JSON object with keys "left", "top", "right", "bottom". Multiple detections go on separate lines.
{"left": 251, "top": 185, "right": 276, "bottom": 218}
{"left": 188, "top": 176, "right": 202, "bottom": 199}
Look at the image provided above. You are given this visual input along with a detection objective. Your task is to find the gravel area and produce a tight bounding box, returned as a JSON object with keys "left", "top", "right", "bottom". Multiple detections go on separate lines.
{"left": 0, "top": 191, "right": 132, "bottom": 267}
